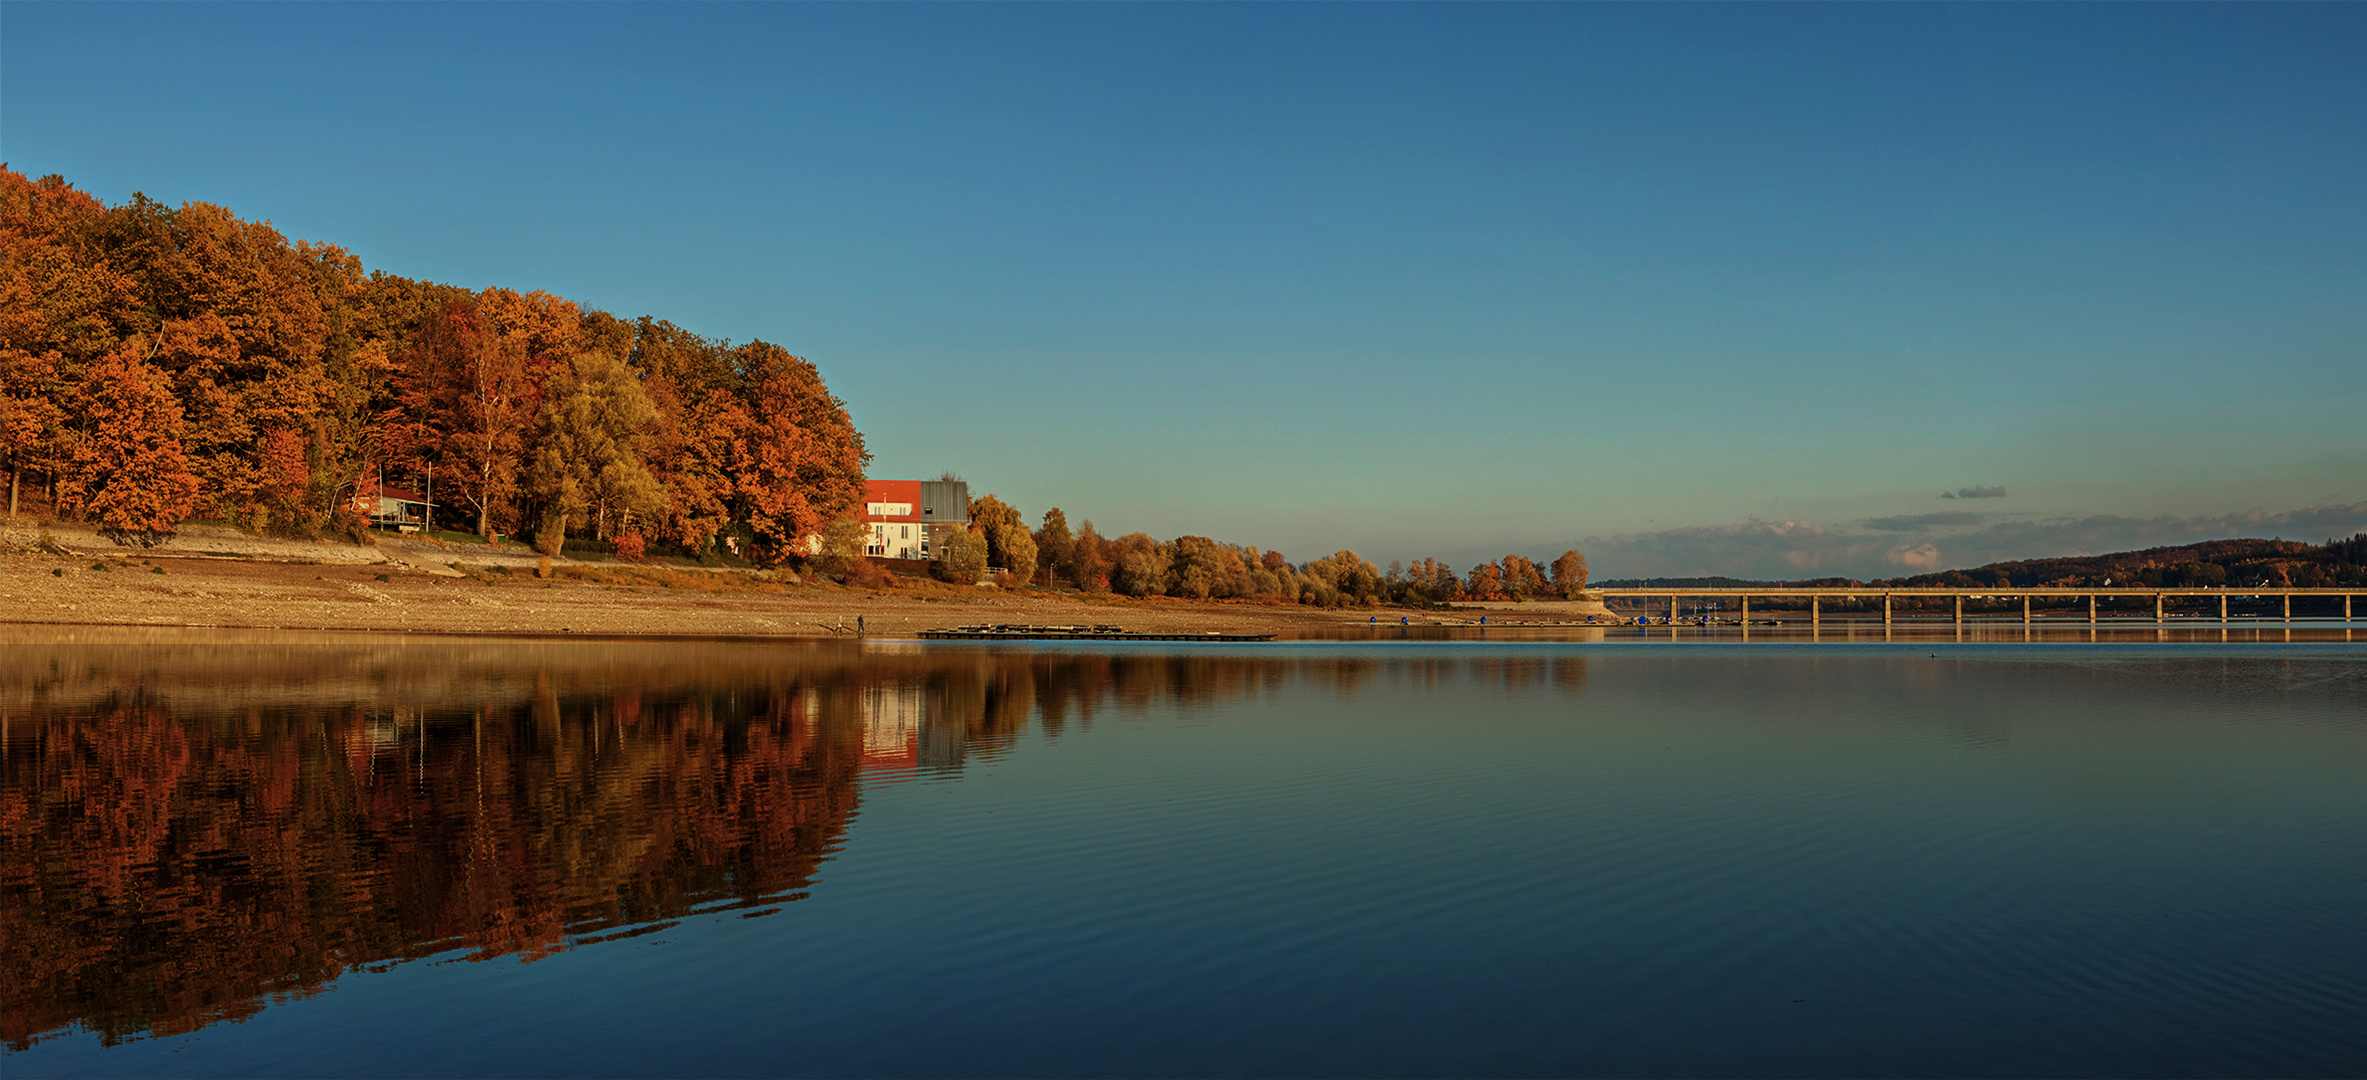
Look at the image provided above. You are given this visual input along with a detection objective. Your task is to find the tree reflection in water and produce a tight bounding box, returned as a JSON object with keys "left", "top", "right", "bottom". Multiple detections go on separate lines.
{"left": 1, "top": 640, "right": 1585, "bottom": 1048}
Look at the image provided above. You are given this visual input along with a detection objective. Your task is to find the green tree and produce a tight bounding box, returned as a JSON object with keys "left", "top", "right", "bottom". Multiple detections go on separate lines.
{"left": 936, "top": 526, "right": 988, "bottom": 584}
{"left": 969, "top": 493, "right": 1037, "bottom": 582}
{"left": 1168, "top": 535, "right": 1253, "bottom": 599}
{"left": 529, "top": 350, "right": 666, "bottom": 542}
{"left": 1110, "top": 532, "right": 1171, "bottom": 597}
{"left": 1034, "top": 508, "right": 1074, "bottom": 586}
{"left": 1304, "top": 550, "right": 1383, "bottom": 606}
{"left": 813, "top": 516, "right": 869, "bottom": 578}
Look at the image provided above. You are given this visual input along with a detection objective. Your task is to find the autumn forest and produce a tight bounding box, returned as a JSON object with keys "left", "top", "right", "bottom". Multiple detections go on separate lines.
{"left": 0, "top": 168, "right": 868, "bottom": 560}
{"left": 2, "top": 168, "right": 1607, "bottom": 606}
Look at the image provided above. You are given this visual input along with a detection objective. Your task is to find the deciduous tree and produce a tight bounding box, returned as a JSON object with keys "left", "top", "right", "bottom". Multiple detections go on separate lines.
{"left": 1034, "top": 508, "right": 1074, "bottom": 587}
{"left": 936, "top": 526, "right": 987, "bottom": 584}
{"left": 1110, "top": 532, "right": 1171, "bottom": 597}
{"left": 718, "top": 341, "right": 868, "bottom": 563}
{"left": 60, "top": 345, "right": 199, "bottom": 537}
{"left": 1067, "top": 520, "right": 1110, "bottom": 592}
{"left": 1551, "top": 549, "right": 1589, "bottom": 596}
{"left": 529, "top": 351, "right": 665, "bottom": 542}
{"left": 391, "top": 296, "right": 535, "bottom": 538}
{"left": 969, "top": 494, "right": 1037, "bottom": 582}
{"left": 1500, "top": 555, "right": 1548, "bottom": 599}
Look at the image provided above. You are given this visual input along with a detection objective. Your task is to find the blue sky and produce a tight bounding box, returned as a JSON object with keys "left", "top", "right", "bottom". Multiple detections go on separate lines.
{"left": 7, "top": 3, "right": 2363, "bottom": 578}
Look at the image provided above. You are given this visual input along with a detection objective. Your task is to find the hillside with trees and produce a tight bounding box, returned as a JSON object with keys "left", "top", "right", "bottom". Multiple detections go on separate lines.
{"left": 1602, "top": 535, "right": 2367, "bottom": 591}
{"left": 0, "top": 168, "right": 867, "bottom": 561}
{"left": 1869, "top": 535, "right": 2367, "bottom": 589}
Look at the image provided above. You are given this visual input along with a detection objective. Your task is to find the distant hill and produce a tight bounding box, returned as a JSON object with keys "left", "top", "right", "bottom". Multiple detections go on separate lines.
{"left": 1866, "top": 534, "right": 2364, "bottom": 590}
{"left": 1594, "top": 576, "right": 1775, "bottom": 589}
{"left": 1601, "top": 533, "right": 2367, "bottom": 591}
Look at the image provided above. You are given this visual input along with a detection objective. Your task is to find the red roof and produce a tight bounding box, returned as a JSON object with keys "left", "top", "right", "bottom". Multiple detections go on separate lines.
{"left": 862, "top": 479, "right": 924, "bottom": 522}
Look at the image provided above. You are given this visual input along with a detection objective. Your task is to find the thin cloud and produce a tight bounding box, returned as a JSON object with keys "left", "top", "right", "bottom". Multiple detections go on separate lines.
{"left": 1862, "top": 512, "right": 1986, "bottom": 532}
{"left": 1940, "top": 485, "right": 2007, "bottom": 500}
{"left": 1883, "top": 543, "right": 1945, "bottom": 571}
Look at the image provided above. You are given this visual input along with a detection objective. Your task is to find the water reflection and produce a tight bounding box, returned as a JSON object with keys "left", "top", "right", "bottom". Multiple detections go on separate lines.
{"left": 1, "top": 636, "right": 1586, "bottom": 1049}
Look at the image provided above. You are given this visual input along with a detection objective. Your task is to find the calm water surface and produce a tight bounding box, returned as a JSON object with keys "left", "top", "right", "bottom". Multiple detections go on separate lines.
{"left": 4, "top": 628, "right": 2364, "bottom": 1077}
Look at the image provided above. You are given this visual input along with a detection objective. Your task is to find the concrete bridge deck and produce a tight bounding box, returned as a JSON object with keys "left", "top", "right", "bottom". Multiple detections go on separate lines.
{"left": 1592, "top": 587, "right": 2360, "bottom": 624}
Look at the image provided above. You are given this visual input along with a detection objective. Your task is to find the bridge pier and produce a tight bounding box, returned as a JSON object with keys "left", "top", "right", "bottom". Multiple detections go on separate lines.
{"left": 2155, "top": 594, "right": 2165, "bottom": 622}
{"left": 2284, "top": 594, "right": 2291, "bottom": 621}
{"left": 2023, "top": 595, "right": 2032, "bottom": 624}
{"left": 1954, "top": 595, "right": 1963, "bottom": 625}
{"left": 1883, "top": 594, "right": 1892, "bottom": 626}
{"left": 2221, "top": 594, "right": 2228, "bottom": 622}
{"left": 1812, "top": 596, "right": 1821, "bottom": 626}
{"left": 2088, "top": 594, "right": 2097, "bottom": 624}
{"left": 1668, "top": 595, "right": 1678, "bottom": 622}
{"left": 1739, "top": 595, "right": 1749, "bottom": 625}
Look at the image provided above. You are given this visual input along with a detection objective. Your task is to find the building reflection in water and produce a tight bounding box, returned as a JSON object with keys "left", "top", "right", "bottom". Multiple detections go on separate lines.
{"left": 0, "top": 638, "right": 1584, "bottom": 1049}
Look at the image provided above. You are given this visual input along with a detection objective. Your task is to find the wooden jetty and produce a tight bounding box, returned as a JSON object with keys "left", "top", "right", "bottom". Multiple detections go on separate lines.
{"left": 917, "top": 624, "right": 1277, "bottom": 642}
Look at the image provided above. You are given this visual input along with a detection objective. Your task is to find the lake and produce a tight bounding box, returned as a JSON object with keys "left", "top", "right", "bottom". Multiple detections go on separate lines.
{"left": 5, "top": 628, "right": 2364, "bottom": 1077}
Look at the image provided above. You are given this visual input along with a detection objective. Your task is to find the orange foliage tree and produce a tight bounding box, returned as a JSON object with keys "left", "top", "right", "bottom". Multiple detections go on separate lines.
{"left": 3, "top": 167, "right": 875, "bottom": 551}
{"left": 59, "top": 345, "right": 200, "bottom": 536}
{"left": 1551, "top": 549, "right": 1589, "bottom": 596}
{"left": 716, "top": 342, "right": 868, "bottom": 562}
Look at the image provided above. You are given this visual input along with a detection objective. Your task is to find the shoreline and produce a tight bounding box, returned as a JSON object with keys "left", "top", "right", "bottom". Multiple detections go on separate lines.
{"left": 1, "top": 521, "right": 1616, "bottom": 640}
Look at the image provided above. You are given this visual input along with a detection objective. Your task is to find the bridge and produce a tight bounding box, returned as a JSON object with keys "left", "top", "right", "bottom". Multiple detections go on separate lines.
{"left": 1591, "top": 587, "right": 2360, "bottom": 624}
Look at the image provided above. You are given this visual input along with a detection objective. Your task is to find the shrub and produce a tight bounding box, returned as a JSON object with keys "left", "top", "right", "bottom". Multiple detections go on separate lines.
{"left": 534, "top": 513, "right": 566, "bottom": 557}
{"left": 842, "top": 556, "right": 893, "bottom": 589}
{"left": 614, "top": 531, "right": 647, "bottom": 561}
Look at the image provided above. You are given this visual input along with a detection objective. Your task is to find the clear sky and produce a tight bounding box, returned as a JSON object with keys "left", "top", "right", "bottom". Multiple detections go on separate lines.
{"left": 7, "top": 2, "right": 2363, "bottom": 578}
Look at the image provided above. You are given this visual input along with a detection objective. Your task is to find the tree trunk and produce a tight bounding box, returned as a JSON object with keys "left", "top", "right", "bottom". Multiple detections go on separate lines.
{"left": 9, "top": 466, "right": 17, "bottom": 520}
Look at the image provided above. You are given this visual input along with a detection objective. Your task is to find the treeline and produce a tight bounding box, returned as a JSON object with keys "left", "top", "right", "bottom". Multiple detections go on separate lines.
{"left": 1870, "top": 535, "right": 2367, "bottom": 590}
{"left": 0, "top": 169, "right": 866, "bottom": 560}
{"left": 939, "top": 494, "right": 1592, "bottom": 607}
{"left": 1595, "top": 575, "right": 1771, "bottom": 590}
{"left": 1603, "top": 535, "right": 2367, "bottom": 593}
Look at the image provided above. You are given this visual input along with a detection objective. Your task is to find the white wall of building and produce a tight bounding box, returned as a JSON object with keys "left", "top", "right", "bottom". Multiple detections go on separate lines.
{"left": 868, "top": 521, "right": 924, "bottom": 560}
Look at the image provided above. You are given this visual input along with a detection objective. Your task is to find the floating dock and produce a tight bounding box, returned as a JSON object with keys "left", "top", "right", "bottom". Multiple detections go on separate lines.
{"left": 918, "top": 624, "right": 1277, "bottom": 642}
